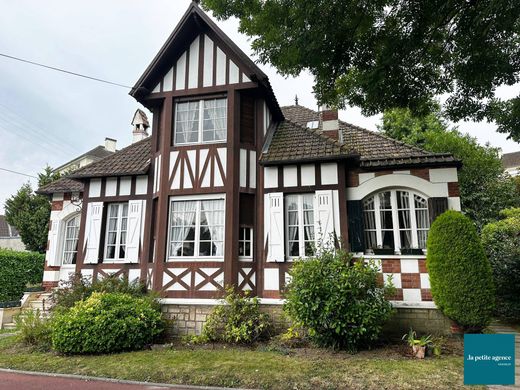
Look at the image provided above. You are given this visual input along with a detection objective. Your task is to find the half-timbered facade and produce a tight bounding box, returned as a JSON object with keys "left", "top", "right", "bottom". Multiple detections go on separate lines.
{"left": 38, "top": 3, "right": 461, "bottom": 333}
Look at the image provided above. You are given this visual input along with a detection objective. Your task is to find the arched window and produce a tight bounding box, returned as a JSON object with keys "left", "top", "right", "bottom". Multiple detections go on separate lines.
{"left": 363, "top": 190, "right": 430, "bottom": 252}
{"left": 63, "top": 214, "right": 80, "bottom": 264}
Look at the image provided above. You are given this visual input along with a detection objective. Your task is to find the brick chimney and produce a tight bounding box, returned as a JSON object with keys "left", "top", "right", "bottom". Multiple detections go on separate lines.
{"left": 132, "top": 109, "right": 150, "bottom": 143}
{"left": 104, "top": 137, "right": 117, "bottom": 152}
{"left": 319, "top": 105, "right": 341, "bottom": 142}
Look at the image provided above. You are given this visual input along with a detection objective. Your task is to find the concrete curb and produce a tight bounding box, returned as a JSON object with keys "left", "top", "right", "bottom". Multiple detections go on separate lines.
{"left": 0, "top": 368, "right": 251, "bottom": 390}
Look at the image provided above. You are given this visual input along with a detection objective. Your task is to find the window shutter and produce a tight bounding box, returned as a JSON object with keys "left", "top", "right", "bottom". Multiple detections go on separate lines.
{"left": 46, "top": 220, "right": 61, "bottom": 267}
{"left": 314, "top": 190, "right": 335, "bottom": 247}
{"left": 428, "top": 197, "right": 448, "bottom": 225}
{"left": 84, "top": 202, "right": 103, "bottom": 264}
{"left": 266, "top": 192, "right": 284, "bottom": 262}
{"left": 347, "top": 200, "right": 365, "bottom": 252}
{"left": 126, "top": 200, "right": 145, "bottom": 263}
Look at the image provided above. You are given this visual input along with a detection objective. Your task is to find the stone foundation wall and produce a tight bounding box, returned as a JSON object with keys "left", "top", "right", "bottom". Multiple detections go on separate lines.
{"left": 161, "top": 303, "right": 451, "bottom": 337}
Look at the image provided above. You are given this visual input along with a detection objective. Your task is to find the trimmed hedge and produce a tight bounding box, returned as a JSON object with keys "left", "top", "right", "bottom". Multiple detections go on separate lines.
{"left": 426, "top": 210, "right": 494, "bottom": 330}
{"left": 481, "top": 208, "right": 520, "bottom": 321}
{"left": 0, "top": 249, "right": 44, "bottom": 302}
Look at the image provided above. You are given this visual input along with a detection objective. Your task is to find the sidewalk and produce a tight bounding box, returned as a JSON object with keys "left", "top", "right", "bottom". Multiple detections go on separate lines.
{"left": 487, "top": 322, "right": 520, "bottom": 390}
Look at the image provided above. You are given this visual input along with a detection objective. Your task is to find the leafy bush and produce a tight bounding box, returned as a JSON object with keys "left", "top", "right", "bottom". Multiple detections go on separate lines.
{"left": 200, "top": 287, "right": 272, "bottom": 344}
{"left": 284, "top": 249, "right": 394, "bottom": 351}
{"left": 481, "top": 208, "right": 520, "bottom": 321}
{"left": 15, "top": 309, "right": 51, "bottom": 350}
{"left": 427, "top": 210, "right": 495, "bottom": 330}
{"left": 52, "top": 273, "right": 149, "bottom": 312}
{"left": 51, "top": 292, "right": 164, "bottom": 354}
{"left": 0, "top": 249, "right": 44, "bottom": 302}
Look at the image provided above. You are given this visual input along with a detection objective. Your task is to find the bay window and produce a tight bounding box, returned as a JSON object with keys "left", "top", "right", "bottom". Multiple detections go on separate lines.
{"left": 62, "top": 214, "right": 80, "bottom": 265}
{"left": 168, "top": 198, "right": 225, "bottom": 259}
{"left": 104, "top": 203, "right": 128, "bottom": 261}
{"left": 174, "top": 98, "right": 227, "bottom": 145}
{"left": 285, "top": 194, "right": 315, "bottom": 258}
{"left": 363, "top": 190, "right": 430, "bottom": 252}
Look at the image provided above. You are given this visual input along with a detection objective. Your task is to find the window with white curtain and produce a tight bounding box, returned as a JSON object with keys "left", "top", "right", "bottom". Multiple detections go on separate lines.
{"left": 104, "top": 203, "right": 128, "bottom": 261}
{"left": 362, "top": 190, "right": 430, "bottom": 252}
{"left": 168, "top": 198, "right": 225, "bottom": 258}
{"left": 174, "top": 98, "right": 227, "bottom": 145}
{"left": 62, "top": 214, "right": 80, "bottom": 264}
{"left": 238, "top": 227, "right": 253, "bottom": 259}
{"left": 285, "top": 194, "right": 315, "bottom": 258}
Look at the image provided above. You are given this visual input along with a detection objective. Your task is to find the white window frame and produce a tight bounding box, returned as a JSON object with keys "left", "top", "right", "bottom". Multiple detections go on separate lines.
{"left": 167, "top": 194, "right": 226, "bottom": 262}
{"left": 238, "top": 226, "right": 253, "bottom": 261}
{"left": 285, "top": 193, "right": 315, "bottom": 260}
{"left": 62, "top": 213, "right": 80, "bottom": 265}
{"left": 103, "top": 202, "right": 129, "bottom": 262}
{"left": 174, "top": 98, "right": 227, "bottom": 145}
{"left": 363, "top": 189, "right": 430, "bottom": 253}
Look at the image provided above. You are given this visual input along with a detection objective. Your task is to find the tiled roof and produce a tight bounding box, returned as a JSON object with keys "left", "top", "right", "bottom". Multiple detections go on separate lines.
{"left": 36, "top": 177, "right": 84, "bottom": 195}
{"left": 502, "top": 151, "right": 520, "bottom": 169}
{"left": 53, "top": 145, "right": 115, "bottom": 173}
{"left": 259, "top": 105, "right": 458, "bottom": 168}
{"left": 68, "top": 137, "right": 152, "bottom": 179}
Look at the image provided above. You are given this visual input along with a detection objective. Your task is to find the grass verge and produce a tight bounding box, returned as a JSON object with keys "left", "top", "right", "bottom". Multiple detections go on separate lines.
{"left": 0, "top": 336, "right": 480, "bottom": 390}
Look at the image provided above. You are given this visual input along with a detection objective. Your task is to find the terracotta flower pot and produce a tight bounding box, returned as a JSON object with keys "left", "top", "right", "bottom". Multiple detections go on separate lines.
{"left": 450, "top": 323, "right": 464, "bottom": 335}
{"left": 412, "top": 345, "right": 426, "bottom": 359}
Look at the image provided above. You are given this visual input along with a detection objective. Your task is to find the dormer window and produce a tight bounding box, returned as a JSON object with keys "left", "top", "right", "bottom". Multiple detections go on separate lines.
{"left": 174, "top": 98, "right": 227, "bottom": 145}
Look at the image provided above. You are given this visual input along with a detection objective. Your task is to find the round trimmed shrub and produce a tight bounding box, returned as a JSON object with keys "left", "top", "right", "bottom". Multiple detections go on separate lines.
{"left": 426, "top": 210, "right": 494, "bottom": 330}
{"left": 284, "top": 249, "right": 394, "bottom": 351}
{"left": 51, "top": 292, "right": 164, "bottom": 354}
{"left": 481, "top": 208, "right": 520, "bottom": 321}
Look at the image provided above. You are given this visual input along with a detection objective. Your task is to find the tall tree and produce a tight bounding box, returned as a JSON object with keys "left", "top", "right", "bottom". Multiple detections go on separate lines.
{"left": 202, "top": 0, "right": 520, "bottom": 140}
{"left": 4, "top": 166, "right": 60, "bottom": 253}
{"left": 379, "top": 108, "right": 520, "bottom": 229}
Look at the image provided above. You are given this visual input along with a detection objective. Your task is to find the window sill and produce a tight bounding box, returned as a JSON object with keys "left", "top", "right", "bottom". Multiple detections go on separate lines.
{"left": 173, "top": 140, "right": 227, "bottom": 147}
{"left": 102, "top": 259, "right": 132, "bottom": 264}
{"left": 167, "top": 257, "right": 224, "bottom": 262}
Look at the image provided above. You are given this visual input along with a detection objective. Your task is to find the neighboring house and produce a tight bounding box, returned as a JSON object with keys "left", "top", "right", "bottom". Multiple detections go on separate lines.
{"left": 502, "top": 151, "right": 520, "bottom": 177}
{"left": 53, "top": 137, "right": 117, "bottom": 175}
{"left": 0, "top": 215, "right": 25, "bottom": 251}
{"left": 37, "top": 3, "right": 461, "bottom": 335}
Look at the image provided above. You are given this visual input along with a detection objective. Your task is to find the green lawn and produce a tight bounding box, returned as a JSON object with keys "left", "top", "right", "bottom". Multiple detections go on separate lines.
{"left": 0, "top": 336, "right": 478, "bottom": 390}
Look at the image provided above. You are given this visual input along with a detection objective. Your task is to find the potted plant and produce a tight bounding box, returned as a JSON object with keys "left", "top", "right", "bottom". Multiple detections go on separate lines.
{"left": 402, "top": 328, "right": 432, "bottom": 359}
{"left": 429, "top": 336, "right": 444, "bottom": 358}
{"left": 372, "top": 246, "right": 394, "bottom": 255}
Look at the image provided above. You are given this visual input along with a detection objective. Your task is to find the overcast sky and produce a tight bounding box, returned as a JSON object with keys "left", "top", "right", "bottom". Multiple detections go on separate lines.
{"left": 0, "top": 0, "right": 518, "bottom": 213}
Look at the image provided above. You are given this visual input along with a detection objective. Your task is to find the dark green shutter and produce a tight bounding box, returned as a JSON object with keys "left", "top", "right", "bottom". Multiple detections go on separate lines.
{"left": 347, "top": 200, "right": 365, "bottom": 252}
{"left": 428, "top": 197, "right": 448, "bottom": 225}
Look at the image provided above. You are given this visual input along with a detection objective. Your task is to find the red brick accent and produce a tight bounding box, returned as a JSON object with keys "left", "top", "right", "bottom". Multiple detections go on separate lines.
{"left": 51, "top": 200, "right": 63, "bottom": 211}
{"left": 418, "top": 259, "right": 427, "bottom": 273}
{"left": 347, "top": 170, "right": 359, "bottom": 187}
{"left": 63, "top": 192, "right": 72, "bottom": 201}
{"left": 387, "top": 288, "right": 403, "bottom": 301}
{"left": 421, "top": 289, "right": 433, "bottom": 301}
{"left": 44, "top": 264, "right": 60, "bottom": 271}
{"left": 263, "top": 290, "right": 281, "bottom": 299}
{"left": 43, "top": 281, "right": 59, "bottom": 291}
{"left": 321, "top": 110, "right": 338, "bottom": 121}
{"left": 375, "top": 170, "right": 392, "bottom": 177}
{"left": 376, "top": 273, "right": 384, "bottom": 287}
{"left": 411, "top": 168, "right": 430, "bottom": 181}
{"left": 322, "top": 130, "right": 339, "bottom": 140}
{"left": 382, "top": 259, "right": 401, "bottom": 273}
{"left": 401, "top": 273, "right": 421, "bottom": 288}
{"left": 448, "top": 182, "right": 460, "bottom": 197}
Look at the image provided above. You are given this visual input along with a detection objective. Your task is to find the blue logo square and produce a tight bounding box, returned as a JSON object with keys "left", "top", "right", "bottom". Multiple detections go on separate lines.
{"left": 464, "top": 334, "right": 516, "bottom": 385}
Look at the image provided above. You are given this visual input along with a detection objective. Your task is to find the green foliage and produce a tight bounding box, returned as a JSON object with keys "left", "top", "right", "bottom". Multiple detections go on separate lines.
{"left": 51, "top": 292, "right": 164, "bottom": 354}
{"left": 202, "top": 0, "right": 520, "bottom": 140}
{"left": 200, "top": 287, "right": 272, "bottom": 344}
{"left": 427, "top": 210, "right": 495, "bottom": 330}
{"left": 0, "top": 249, "right": 44, "bottom": 302}
{"left": 52, "top": 273, "right": 150, "bottom": 312}
{"left": 481, "top": 208, "right": 520, "bottom": 321}
{"left": 402, "top": 328, "right": 432, "bottom": 347}
{"left": 15, "top": 309, "right": 51, "bottom": 350}
{"left": 284, "top": 249, "right": 394, "bottom": 351}
{"left": 380, "top": 108, "right": 520, "bottom": 230}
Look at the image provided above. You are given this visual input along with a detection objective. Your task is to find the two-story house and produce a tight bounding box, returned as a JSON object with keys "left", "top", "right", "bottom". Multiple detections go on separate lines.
{"left": 38, "top": 2, "right": 461, "bottom": 335}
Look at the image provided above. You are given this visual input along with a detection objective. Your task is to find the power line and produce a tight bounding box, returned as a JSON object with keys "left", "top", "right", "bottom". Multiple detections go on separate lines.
{"left": 0, "top": 167, "right": 37, "bottom": 179}
{"left": 0, "top": 52, "right": 133, "bottom": 90}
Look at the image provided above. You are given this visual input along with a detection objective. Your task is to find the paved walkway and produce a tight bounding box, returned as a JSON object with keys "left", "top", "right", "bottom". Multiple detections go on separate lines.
{"left": 488, "top": 323, "right": 520, "bottom": 390}
{"left": 0, "top": 369, "right": 242, "bottom": 390}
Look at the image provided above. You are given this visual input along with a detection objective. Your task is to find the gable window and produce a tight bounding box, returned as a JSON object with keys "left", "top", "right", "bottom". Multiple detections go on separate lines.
{"left": 239, "top": 227, "right": 253, "bottom": 259}
{"left": 62, "top": 214, "right": 80, "bottom": 264}
{"left": 174, "top": 98, "right": 227, "bottom": 145}
{"left": 168, "top": 198, "right": 225, "bottom": 258}
{"left": 285, "top": 194, "right": 315, "bottom": 258}
{"left": 363, "top": 190, "right": 430, "bottom": 252}
{"left": 104, "top": 203, "right": 128, "bottom": 261}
